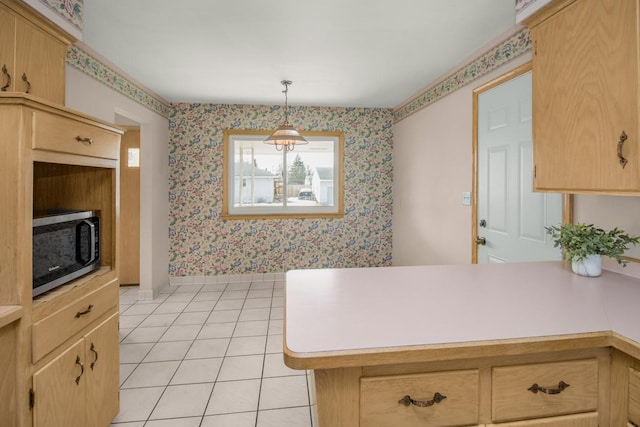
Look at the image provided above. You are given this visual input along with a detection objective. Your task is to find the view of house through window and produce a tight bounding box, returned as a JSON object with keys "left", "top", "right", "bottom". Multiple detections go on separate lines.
{"left": 223, "top": 130, "right": 343, "bottom": 217}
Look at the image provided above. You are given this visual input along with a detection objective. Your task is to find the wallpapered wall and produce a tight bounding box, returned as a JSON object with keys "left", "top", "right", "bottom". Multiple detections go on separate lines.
{"left": 168, "top": 104, "right": 393, "bottom": 276}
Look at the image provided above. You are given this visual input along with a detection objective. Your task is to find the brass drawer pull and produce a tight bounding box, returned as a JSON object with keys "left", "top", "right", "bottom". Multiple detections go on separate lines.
{"left": 21, "top": 73, "right": 30, "bottom": 94}
{"left": 528, "top": 380, "right": 570, "bottom": 395}
{"left": 74, "top": 304, "right": 94, "bottom": 318}
{"left": 74, "top": 355, "right": 84, "bottom": 385}
{"left": 75, "top": 136, "right": 94, "bottom": 145}
{"left": 90, "top": 342, "right": 98, "bottom": 370}
{"left": 1, "top": 65, "right": 10, "bottom": 91}
{"left": 618, "top": 131, "right": 628, "bottom": 168}
{"left": 399, "top": 392, "right": 447, "bottom": 407}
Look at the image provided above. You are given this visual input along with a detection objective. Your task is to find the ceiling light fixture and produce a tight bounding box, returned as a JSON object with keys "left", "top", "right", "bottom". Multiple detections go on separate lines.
{"left": 263, "top": 80, "right": 308, "bottom": 151}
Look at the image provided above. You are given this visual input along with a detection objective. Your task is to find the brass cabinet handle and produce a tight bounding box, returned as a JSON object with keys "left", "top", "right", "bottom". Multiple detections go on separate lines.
{"left": 1, "top": 65, "right": 10, "bottom": 91}
{"left": 21, "top": 73, "right": 30, "bottom": 94}
{"left": 75, "top": 136, "right": 94, "bottom": 145}
{"left": 74, "top": 355, "right": 84, "bottom": 385}
{"left": 90, "top": 343, "right": 98, "bottom": 370}
{"left": 528, "top": 380, "right": 569, "bottom": 395}
{"left": 74, "top": 304, "right": 94, "bottom": 318}
{"left": 618, "top": 131, "right": 628, "bottom": 168}
{"left": 399, "top": 392, "right": 447, "bottom": 407}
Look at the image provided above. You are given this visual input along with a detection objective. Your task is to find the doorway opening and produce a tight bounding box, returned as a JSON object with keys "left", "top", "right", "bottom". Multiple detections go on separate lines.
{"left": 472, "top": 62, "right": 572, "bottom": 264}
{"left": 116, "top": 114, "right": 141, "bottom": 285}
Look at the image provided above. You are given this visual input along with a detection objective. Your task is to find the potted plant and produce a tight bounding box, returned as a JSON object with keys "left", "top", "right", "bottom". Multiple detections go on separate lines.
{"left": 545, "top": 223, "right": 640, "bottom": 277}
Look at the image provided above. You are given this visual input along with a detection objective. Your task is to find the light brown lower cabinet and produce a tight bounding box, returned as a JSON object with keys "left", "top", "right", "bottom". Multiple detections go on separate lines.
{"left": 485, "top": 412, "right": 598, "bottom": 426}
{"left": 360, "top": 370, "right": 479, "bottom": 427}
{"left": 630, "top": 367, "right": 640, "bottom": 426}
{"left": 492, "top": 359, "right": 599, "bottom": 422}
{"left": 358, "top": 360, "right": 599, "bottom": 427}
{"left": 32, "top": 313, "right": 119, "bottom": 427}
{"left": 314, "top": 350, "right": 611, "bottom": 427}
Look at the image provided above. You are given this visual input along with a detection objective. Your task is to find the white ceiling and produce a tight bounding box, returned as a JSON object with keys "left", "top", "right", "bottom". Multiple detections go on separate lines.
{"left": 82, "top": 0, "right": 516, "bottom": 108}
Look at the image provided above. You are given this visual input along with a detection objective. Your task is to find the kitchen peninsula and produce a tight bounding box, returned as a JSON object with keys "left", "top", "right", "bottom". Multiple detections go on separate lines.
{"left": 284, "top": 262, "right": 640, "bottom": 426}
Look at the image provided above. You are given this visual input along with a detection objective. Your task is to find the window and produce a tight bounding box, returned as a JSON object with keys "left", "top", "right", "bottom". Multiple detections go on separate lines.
{"left": 223, "top": 130, "right": 343, "bottom": 218}
{"left": 127, "top": 148, "right": 140, "bottom": 167}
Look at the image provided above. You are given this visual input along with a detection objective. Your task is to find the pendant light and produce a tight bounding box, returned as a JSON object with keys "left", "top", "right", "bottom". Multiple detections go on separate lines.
{"left": 263, "top": 80, "right": 308, "bottom": 151}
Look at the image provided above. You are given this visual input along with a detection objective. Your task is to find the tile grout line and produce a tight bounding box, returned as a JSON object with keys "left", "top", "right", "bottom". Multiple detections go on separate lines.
{"left": 114, "top": 278, "right": 311, "bottom": 426}
{"left": 142, "top": 281, "right": 234, "bottom": 424}
{"left": 254, "top": 280, "right": 275, "bottom": 427}
{"left": 198, "top": 281, "right": 252, "bottom": 425}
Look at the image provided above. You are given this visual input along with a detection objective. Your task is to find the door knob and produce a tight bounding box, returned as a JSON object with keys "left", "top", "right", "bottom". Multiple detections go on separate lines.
{"left": 475, "top": 237, "right": 486, "bottom": 246}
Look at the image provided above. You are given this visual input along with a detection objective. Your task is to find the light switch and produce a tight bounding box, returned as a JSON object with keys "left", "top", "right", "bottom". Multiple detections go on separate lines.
{"left": 462, "top": 192, "right": 471, "bottom": 206}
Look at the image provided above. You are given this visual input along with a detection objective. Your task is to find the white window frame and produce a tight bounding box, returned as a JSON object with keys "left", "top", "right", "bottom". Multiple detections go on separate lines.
{"left": 223, "top": 130, "right": 344, "bottom": 219}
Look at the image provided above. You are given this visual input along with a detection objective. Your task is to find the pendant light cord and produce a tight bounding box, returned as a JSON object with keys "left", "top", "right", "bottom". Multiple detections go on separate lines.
{"left": 281, "top": 80, "right": 291, "bottom": 125}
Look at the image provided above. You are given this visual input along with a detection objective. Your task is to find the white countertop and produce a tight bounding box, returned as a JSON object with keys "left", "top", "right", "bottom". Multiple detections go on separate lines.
{"left": 285, "top": 261, "right": 640, "bottom": 360}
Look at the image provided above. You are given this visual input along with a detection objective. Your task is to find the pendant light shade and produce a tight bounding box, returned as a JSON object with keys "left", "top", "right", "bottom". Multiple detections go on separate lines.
{"left": 264, "top": 80, "right": 308, "bottom": 151}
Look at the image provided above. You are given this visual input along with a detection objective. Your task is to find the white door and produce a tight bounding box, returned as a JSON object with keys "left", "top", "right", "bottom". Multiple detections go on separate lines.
{"left": 477, "top": 70, "right": 562, "bottom": 263}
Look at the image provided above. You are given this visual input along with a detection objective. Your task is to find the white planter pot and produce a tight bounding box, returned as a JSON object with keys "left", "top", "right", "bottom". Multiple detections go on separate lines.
{"left": 571, "top": 254, "right": 602, "bottom": 277}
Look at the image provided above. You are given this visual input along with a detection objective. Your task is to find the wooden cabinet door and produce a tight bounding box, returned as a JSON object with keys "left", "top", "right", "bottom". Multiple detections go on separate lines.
{"left": 14, "top": 16, "right": 66, "bottom": 104}
{"left": 32, "top": 339, "right": 87, "bottom": 427}
{"left": 0, "top": 4, "right": 16, "bottom": 93}
{"left": 85, "top": 313, "right": 120, "bottom": 427}
{"left": 531, "top": 0, "right": 639, "bottom": 193}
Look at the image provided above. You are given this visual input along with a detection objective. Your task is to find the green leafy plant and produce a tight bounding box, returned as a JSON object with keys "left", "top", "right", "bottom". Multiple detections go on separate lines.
{"left": 545, "top": 223, "right": 640, "bottom": 266}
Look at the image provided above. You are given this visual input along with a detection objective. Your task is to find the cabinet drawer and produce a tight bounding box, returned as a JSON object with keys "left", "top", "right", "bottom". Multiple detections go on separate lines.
{"left": 32, "top": 110, "right": 120, "bottom": 159}
{"left": 360, "top": 370, "right": 479, "bottom": 427}
{"left": 486, "top": 412, "right": 598, "bottom": 426}
{"left": 492, "top": 359, "right": 598, "bottom": 422}
{"left": 630, "top": 368, "right": 640, "bottom": 425}
{"left": 32, "top": 279, "right": 118, "bottom": 362}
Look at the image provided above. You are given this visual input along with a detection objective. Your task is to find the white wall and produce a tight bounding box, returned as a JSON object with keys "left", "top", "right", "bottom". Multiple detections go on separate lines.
{"left": 65, "top": 66, "right": 170, "bottom": 299}
{"left": 393, "top": 51, "right": 640, "bottom": 274}
{"left": 392, "top": 54, "right": 532, "bottom": 266}
{"left": 574, "top": 195, "right": 640, "bottom": 278}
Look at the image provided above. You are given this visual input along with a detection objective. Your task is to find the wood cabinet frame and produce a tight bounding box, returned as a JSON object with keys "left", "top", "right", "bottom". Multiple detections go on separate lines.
{"left": 0, "top": 94, "right": 123, "bottom": 427}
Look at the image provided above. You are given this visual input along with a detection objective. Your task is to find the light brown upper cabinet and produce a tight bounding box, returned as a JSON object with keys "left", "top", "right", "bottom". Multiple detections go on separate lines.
{"left": 525, "top": 0, "right": 640, "bottom": 194}
{"left": 0, "top": 0, "right": 72, "bottom": 104}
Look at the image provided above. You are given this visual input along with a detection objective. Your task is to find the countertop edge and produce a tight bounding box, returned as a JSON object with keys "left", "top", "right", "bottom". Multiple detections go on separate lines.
{"left": 284, "top": 331, "right": 614, "bottom": 370}
{"left": 0, "top": 305, "right": 23, "bottom": 329}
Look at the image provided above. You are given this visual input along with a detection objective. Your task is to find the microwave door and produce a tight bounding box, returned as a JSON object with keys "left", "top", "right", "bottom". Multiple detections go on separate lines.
{"left": 32, "top": 214, "right": 100, "bottom": 297}
{"left": 76, "top": 219, "right": 97, "bottom": 266}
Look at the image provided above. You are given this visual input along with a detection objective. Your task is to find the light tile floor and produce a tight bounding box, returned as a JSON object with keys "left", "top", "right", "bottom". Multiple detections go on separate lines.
{"left": 112, "top": 277, "right": 314, "bottom": 427}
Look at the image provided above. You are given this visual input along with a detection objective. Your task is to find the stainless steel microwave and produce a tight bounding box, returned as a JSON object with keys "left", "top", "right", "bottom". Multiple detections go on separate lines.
{"left": 32, "top": 210, "right": 100, "bottom": 297}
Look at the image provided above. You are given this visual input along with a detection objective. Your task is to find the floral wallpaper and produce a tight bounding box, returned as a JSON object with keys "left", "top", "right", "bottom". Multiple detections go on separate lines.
{"left": 394, "top": 28, "right": 531, "bottom": 123}
{"left": 169, "top": 104, "right": 393, "bottom": 276}
{"left": 34, "top": 0, "right": 83, "bottom": 32}
{"left": 66, "top": 46, "right": 170, "bottom": 118}
{"left": 515, "top": 0, "right": 540, "bottom": 14}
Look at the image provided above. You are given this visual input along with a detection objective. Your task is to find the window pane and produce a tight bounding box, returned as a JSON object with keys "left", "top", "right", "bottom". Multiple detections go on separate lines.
{"left": 285, "top": 140, "right": 335, "bottom": 207}
{"left": 233, "top": 138, "right": 283, "bottom": 207}
{"left": 127, "top": 148, "right": 140, "bottom": 167}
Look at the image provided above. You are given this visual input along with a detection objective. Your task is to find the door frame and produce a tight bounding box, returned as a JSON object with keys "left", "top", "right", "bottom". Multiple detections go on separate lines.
{"left": 118, "top": 125, "right": 141, "bottom": 284}
{"left": 471, "top": 62, "right": 573, "bottom": 263}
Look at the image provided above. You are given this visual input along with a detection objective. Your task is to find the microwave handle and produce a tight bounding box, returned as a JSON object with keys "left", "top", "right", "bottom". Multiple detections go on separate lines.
{"left": 76, "top": 220, "right": 97, "bottom": 266}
